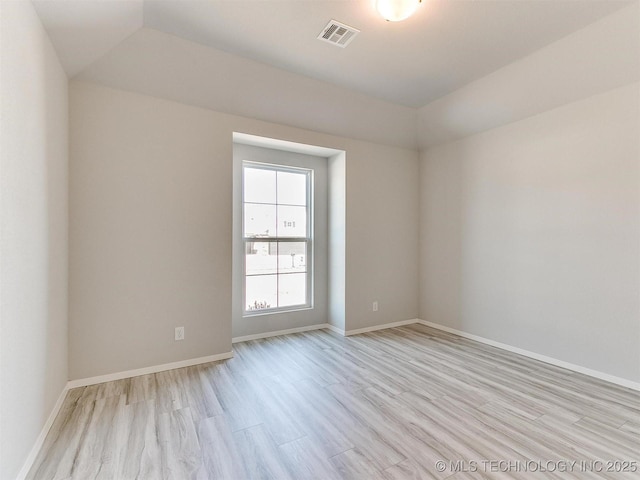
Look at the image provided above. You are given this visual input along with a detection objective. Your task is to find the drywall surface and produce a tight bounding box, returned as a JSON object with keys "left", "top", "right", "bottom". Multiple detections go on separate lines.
{"left": 75, "top": 28, "right": 418, "bottom": 149}
{"left": 32, "top": 0, "right": 144, "bottom": 77}
{"left": 419, "top": 83, "right": 640, "bottom": 382}
{"left": 328, "top": 153, "right": 347, "bottom": 331}
{"left": 344, "top": 141, "right": 420, "bottom": 330}
{"left": 0, "top": 3, "right": 69, "bottom": 479}
{"left": 69, "top": 83, "right": 234, "bottom": 379}
{"left": 69, "top": 81, "right": 420, "bottom": 378}
{"left": 232, "top": 144, "right": 328, "bottom": 338}
{"left": 417, "top": 3, "right": 640, "bottom": 148}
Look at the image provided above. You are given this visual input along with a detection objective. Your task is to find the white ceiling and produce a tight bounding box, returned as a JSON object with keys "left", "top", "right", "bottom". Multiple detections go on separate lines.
{"left": 34, "top": 0, "right": 631, "bottom": 108}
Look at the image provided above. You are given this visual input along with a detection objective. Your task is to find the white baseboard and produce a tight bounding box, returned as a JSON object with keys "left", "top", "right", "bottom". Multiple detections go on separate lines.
{"left": 67, "top": 351, "right": 234, "bottom": 389}
{"left": 16, "top": 384, "right": 69, "bottom": 480}
{"left": 417, "top": 319, "right": 640, "bottom": 392}
{"left": 232, "top": 319, "right": 422, "bottom": 340}
{"left": 232, "top": 323, "right": 330, "bottom": 343}
{"left": 325, "top": 319, "right": 421, "bottom": 337}
{"left": 326, "top": 324, "right": 346, "bottom": 336}
{"left": 344, "top": 318, "right": 421, "bottom": 336}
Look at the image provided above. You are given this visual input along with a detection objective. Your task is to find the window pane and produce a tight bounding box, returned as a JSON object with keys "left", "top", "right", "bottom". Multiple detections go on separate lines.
{"left": 246, "top": 274, "right": 277, "bottom": 311}
{"left": 277, "top": 205, "right": 306, "bottom": 237}
{"left": 278, "top": 273, "right": 307, "bottom": 307}
{"left": 277, "top": 242, "right": 307, "bottom": 274}
{"left": 242, "top": 162, "right": 312, "bottom": 314}
{"left": 244, "top": 203, "right": 276, "bottom": 237}
{"left": 277, "top": 171, "right": 307, "bottom": 206}
{"left": 244, "top": 168, "right": 276, "bottom": 204}
{"left": 246, "top": 242, "right": 277, "bottom": 276}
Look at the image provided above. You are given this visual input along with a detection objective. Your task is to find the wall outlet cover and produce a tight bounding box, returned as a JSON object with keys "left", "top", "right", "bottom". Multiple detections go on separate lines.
{"left": 175, "top": 326, "right": 185, "bottom": 341}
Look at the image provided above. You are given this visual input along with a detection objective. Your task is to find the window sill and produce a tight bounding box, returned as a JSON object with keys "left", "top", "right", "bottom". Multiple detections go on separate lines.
{"left": 243, "top": 306, "right": 313, "bottom": 318}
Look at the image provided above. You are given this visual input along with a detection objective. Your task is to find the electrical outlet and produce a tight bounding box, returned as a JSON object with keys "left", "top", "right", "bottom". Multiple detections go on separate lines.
{"left": 373, "top": 301, "right": 378, "bottom": 312}
{"left": 175, "top": 326, "right": 184, "bottom": 341}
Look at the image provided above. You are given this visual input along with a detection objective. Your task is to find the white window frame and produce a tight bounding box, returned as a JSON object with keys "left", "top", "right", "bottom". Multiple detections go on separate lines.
{"left": 242, "top": 161, "right": 314, "bottom": 316}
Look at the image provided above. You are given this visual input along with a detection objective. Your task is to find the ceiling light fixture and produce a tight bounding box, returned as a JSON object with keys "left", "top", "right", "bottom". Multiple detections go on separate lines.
{"left": 376, "top": 0, "right": 422, "bottom": 22}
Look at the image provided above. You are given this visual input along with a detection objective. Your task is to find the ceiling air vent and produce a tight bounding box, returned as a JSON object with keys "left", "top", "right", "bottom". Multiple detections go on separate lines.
{"left": 317, "top": 20, "right": 360, "bottom": 48}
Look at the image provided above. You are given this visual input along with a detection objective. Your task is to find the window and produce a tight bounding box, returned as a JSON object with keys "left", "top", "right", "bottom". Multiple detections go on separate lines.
{"left": 242, "top": 162, "right": 312, "bottom": 314}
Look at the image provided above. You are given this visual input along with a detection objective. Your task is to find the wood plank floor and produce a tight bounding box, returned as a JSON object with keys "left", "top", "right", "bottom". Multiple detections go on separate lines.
{"left": 27, "top": 324, "right": 640, "bottom": 479}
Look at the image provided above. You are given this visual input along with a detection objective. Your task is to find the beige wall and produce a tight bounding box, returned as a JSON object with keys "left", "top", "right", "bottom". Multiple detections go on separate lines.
{"left": 344, "top": 142, "right": 420, "bottom": 330}
{"left": 69, "top": 81, "right": 420, "bottom": 379}
{"left": 69, "top": 83, "right": 234, "bottom": 379}
{"left": 0, "top": 3, "right": 69, "bottom": 479}
{"left": 419, "top": 83, "right": 640, "bottom": 382}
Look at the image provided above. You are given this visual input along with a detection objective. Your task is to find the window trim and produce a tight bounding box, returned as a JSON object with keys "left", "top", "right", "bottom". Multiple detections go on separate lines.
{"left": 242, "top": 161, "right": 314, "bottom": 316}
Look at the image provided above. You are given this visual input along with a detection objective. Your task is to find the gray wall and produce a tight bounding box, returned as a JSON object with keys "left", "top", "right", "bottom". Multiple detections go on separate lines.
{"left": 69, "top": 81, "right": 420, "bottom": 379}
{"left": 0, "top": 3, "right": 69, "bottom": 478}
{"left": 419, "top": 83, "right": 640, "bottom": 382}
{"left": 345, "top": 142, "right": 420, "bottom": 330}
{"left": 69, "top": 83, "right": 234, "bottom": 380}
{"left": 328, "top": 153, "right": 347, "bottom": 331}
{"left": 232, "top": 144, "right": 328, "bottom": 338}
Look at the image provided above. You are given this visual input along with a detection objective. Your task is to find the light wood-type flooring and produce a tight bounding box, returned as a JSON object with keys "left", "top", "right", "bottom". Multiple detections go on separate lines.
{"left": 27, "top": 324, "right": 640, "bottom": 479}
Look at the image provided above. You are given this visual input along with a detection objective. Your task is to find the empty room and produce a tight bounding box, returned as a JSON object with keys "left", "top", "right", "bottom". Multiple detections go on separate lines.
{"left": 1, "top": 0, "right": 639, "bottom": 479}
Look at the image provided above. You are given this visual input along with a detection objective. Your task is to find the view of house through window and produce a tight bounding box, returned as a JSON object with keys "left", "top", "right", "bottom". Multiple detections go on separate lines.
{"left": 243, "top": 162, "right": 312, "bottom": 314}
